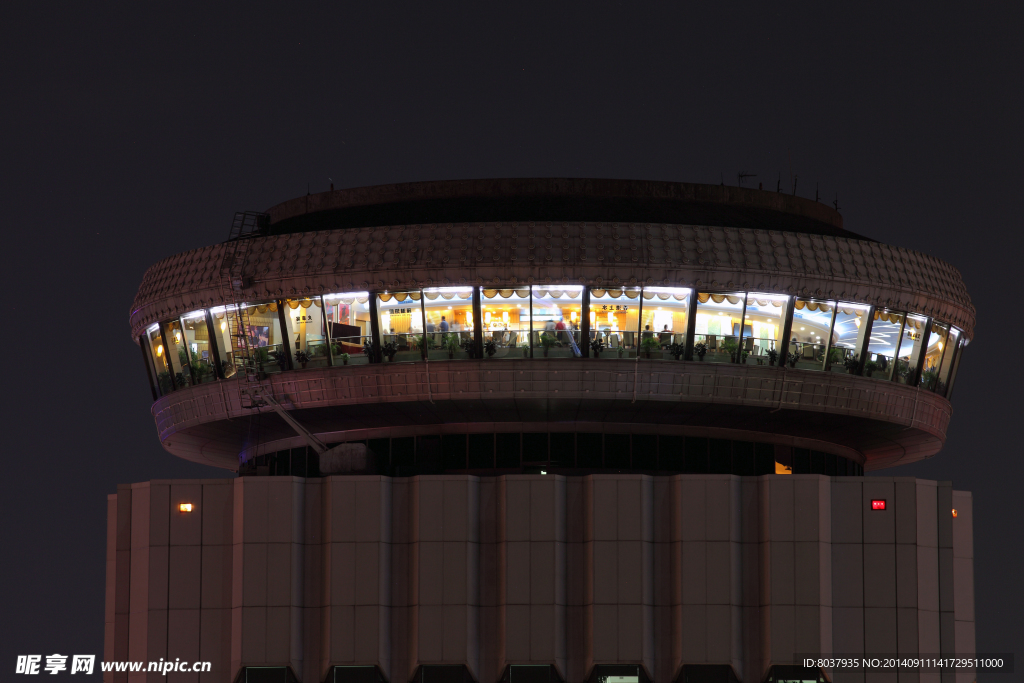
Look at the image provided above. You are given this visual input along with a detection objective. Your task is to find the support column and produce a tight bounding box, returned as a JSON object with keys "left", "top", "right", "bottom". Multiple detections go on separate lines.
{"left": 683, "top": 290, "right": 699, "bottom": 361}
{"left": 777, "top": 296, "right": 795, "bottom": 366}
{"left": 276, "top": 301, "right": 295, "bottom": 370}
{"left": 581, "top": 286, "right": 591, "bottom": 358}
{"left": 472, "top": 286, "right": 484, "bottom": 359}
{"left": 368, "top": 293, "right": 382, "bottom": 363}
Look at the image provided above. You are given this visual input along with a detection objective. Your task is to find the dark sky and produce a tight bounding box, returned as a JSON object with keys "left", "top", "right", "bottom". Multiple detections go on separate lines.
{"left": 2, "top": 2, "right": 1021, "bottom": 676}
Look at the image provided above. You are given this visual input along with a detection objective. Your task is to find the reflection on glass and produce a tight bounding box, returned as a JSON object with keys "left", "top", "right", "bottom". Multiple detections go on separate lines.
{"left": 239, "top": 301, "right": 286, "bottom": 374}
{"left": 789, "top": 298, "right": 833, "bottom": 369}
{"left": 935, "top": 327, "right": 961, "bottom": 395}
{"left": 694, "top": 292, "right": 744, "bottom": 363}
{"left": 921, "top": 322, "right": 951, "bottom": 392}
{"left": 208, "top": 305, "right": 238, "bottom": 378}
{"left": 865, "top": 309, "right": 905, "bottom": 379}
{"left": 323, "top": 291, "right": 372, "bottom": 365}
{"left": 532, "top": 285, "right": 582, "bottom": 358}
{"left": 741, "top": 293, "right": 788, "bottom": 365}
{"left": 639, "top": 287, "right": 690, "bottom": 359}
{"left": 892, "top": 314, "right": 927, "bottom": 385}
{"left": 377, "top": 290, "right": 425, "bottom": 361}
{"left": 180, "top": 310, "right": 217, "bottom": 384}
{"left": 422, "top": 287, "right": 474, "bottom": 360}
{"left": 282, "top": 298, "right": 328, "bottom": 369}
{"left": 481, "top": 287, "right": 531, "bottom": 358}
{"left": 945, "top": 335, "right": 966, "bottom": 398}
{"left": 146, "top": 324, "right": 173, "bottom": 394}
{"left": 827, "top": 302, "right": 871, "bottom": 373}
{"left": 588, "top": 287, "right": 641, "bottom": 358}
{"left": 161, "top": 319, "right": 192, "bottom": 387}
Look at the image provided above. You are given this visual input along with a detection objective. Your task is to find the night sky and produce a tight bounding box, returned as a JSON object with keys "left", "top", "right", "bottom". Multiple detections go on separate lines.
{"left": 2, "top": 3, "right": 1021, "bottom": 677}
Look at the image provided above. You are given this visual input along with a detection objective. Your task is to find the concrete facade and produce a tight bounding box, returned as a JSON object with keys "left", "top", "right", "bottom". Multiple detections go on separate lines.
{"left": 104, "top": 474, "right": 975, "bottom": 683}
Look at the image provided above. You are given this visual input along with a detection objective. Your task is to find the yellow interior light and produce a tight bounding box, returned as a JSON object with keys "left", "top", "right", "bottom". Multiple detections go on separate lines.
{"left": 178, "top": 503, "right": 193, "bottom": 513}
{"left": 220, "top": 321, "right": 227, "bottom": 332}
{"left": 156, "top": 344, "right": 164, "bottom": 357}
{"left": 174, "top": 331, "right": 182, "bottom": 343}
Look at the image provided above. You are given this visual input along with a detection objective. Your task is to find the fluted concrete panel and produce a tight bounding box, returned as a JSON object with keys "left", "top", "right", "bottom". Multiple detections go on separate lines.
{"left": 106, "top": 474, "right": 975, "bottom": 683}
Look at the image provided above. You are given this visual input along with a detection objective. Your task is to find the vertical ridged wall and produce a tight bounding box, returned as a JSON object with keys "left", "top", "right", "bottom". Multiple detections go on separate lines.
{"left": 104, "top": 475, "right": 975, "bottom": 683}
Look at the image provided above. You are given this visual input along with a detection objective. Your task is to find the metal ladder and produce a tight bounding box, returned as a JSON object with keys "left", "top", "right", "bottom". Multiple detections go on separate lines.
{"left": 219, "top": 211, "right": 269, "bottom": 411}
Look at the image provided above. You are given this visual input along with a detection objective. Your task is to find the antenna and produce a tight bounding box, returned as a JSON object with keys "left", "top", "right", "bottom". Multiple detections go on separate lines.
{"left": 720, "top": 172, "right": 725, "bottom": 186}
{"left": 777, "top": 173, "right": 781, "bottom": 193}
{"left": 815, "top": 183, "right": 820, "bottom": 202}
{"left": 788, "top": 150, "right": 793, "bottom": 193}
{"left": 833, "top": 193, "right": 841, "bottom": 211}
{"left": 329, "top": 177, "right": 334, "bottom": 191}
{"left": 738, "top": 172, "right": 756, "bottom": 188}
{"left": 792, "top": 176, "right": 798, "bottom": 196}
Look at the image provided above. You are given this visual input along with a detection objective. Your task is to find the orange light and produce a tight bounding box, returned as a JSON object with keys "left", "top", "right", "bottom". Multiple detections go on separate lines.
{"left": 952, "top": 508, "right": 958, "bottom": 518}
{"left": 178, "top": 503, "right": 193, "bottom": 513}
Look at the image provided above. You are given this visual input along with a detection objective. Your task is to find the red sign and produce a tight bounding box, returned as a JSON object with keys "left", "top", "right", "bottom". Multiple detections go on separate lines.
{"left": 871, "top": 499, "right": 886, "bottom": 510}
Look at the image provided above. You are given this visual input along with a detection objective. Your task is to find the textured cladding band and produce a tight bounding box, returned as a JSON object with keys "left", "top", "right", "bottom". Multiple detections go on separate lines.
{"left": 128, "top": 221, "right": 976, "bottom": 340}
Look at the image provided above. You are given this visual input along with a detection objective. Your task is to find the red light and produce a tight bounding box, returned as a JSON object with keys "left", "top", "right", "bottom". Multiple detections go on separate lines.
{"left": 871, "top": 499, "right": 886, "bottom": 510}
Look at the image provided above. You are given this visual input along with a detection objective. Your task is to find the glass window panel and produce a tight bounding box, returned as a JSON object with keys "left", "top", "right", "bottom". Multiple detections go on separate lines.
{"left": 549, "top": 432, "right": 575, "bottom": 466}
{"left": 921, "top": 321, "right": 951, "bottom": 391}
{"left": 161, "top": 319, "right": 194, "bottom": 387}
{"left": 576, "top": 433, "right": 603, "bottom": 468}
{"left": 179, "top": 310, "right": 217, "bottom": 384}
{"left": 935, "top": 326, "right": 961, "bottom": 396}
{"left": 588, "top": 286, "right": 641, "bottom": 358}
{"left": 282, "top": 298, "right": 329, "bottom": 369}
{"left": 421, "top": 287, "right": 474, "bottom": 360}
{"left": 789, "top": 298, "right": 834, "bottom": 370}
{"left": 494, "top": 433, "right": 519, "bottom": 468}
{"left": 480, "top": 287, "right": 531, "bottom": 358}
{"left": 468, "top": 432, "right": 495, "bottom": 471}
{"left": 684, "top": 437, "right": 709, "bottom": 473}
{"left": 323, "top": 291, "right": 372, "bottom": 365}
{"left": 827, "top": 302, "right": 871, "bottom": 373}
{"left": 522, "top": 432, "right": 548, "bottom": 464}
{"left": 208, "top": 305, "right": 239, "bottom": 378}
{"left": 146, "top": 324, "right": 174, "bottom": 395}
{"left": 604, "top": 433, "right": 630, "bottom": 469}
{"left": 865, "top": 309, "right": 905, "bottom": 379}
{"left": 238, "top": 301, "right": 287, "bottom": 374}
{"left": 639, "top": 287, "right": 690, "bottom": 359}
{"left": 732, "top": 441, "right": 755, "bottom": 476}
{"left": 631, "top": 434, "right": 657, "bottom": 470}
{"left": 377, "top": 290, "right": 426, "bottom": 362}
{"left": 893, "top": 314, "right": 927, "bottom": 385}
{"left": 532, "top": 285, "right": 583, "bottom": 358}
{"left": 693, "top": 292, "right": 745, "bottom": 363}
{"left": 946, "top": 336, "right": 966, "bottom": 398}
{"left": 742, "top": 293, "right": 789, "bottom": 365}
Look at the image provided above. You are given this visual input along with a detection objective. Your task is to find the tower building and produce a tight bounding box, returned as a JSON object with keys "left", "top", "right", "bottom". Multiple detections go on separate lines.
{"left": 109, "top": 179, "right": 976, "bottom": 683}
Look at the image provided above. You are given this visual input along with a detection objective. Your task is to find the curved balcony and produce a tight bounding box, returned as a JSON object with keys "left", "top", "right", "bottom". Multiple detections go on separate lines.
{"left": 152, "top": 358, "right": 951, "bottom": 472}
